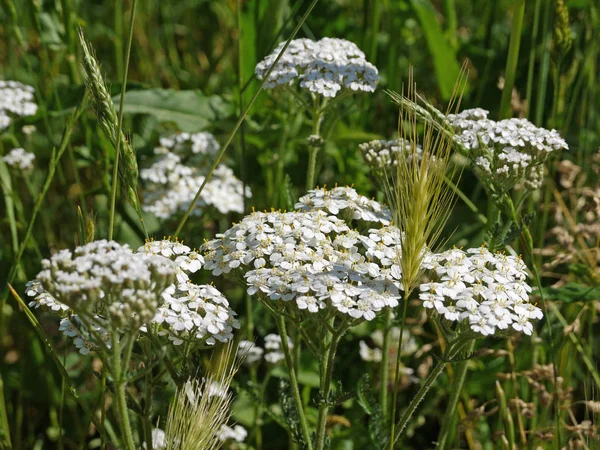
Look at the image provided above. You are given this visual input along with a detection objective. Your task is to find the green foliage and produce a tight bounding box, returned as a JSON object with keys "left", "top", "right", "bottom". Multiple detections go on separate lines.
{"left": 114, "top": 89, "right": 233, "bottom": 133}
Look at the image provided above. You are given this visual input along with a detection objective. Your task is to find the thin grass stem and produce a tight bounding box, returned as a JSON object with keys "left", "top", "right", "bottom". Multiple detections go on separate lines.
{"left": 108, "top": 0, "right": 138, "bottom": 241}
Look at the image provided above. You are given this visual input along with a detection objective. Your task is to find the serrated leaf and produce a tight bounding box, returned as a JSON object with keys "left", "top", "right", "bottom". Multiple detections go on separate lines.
{"left": 113, "top": 89, "right": 233, "bottom": 132}
{"left": 357, "top": 374, "right": 377, "bottom": 416}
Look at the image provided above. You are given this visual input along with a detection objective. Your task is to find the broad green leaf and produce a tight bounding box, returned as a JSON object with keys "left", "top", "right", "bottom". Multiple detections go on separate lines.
{"left": 114, "top": 89, "right": 233, "bottom": 132}
{"left": 410, "top": 0, "right": 463, "bottom": 100}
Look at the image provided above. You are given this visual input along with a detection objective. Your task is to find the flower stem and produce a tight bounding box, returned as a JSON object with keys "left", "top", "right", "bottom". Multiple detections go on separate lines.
{"left": 380, "top": 310, "right": 392, "bottom": 421}
{"left": 390, "top": 338, "right": 471, "bottom": 447}
{"left": 315, "top": 322, "right": 346, "bottom": 450}
{"left": 435, "top": 339, "right": 476, "bottom": 449}
{"left": 111, "top": 332, "right": 136, "bottom": 450}
{"left": 275, "top": 315, "right": 314, "bottom": 450}
{"left": 305, "top": 101, "right": 323, "bottom": 191}
{"left": 388, "top": 294, "right": 409, "bottom": 449}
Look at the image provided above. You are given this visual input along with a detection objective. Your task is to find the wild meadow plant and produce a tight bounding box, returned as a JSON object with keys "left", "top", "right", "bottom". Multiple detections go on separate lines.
{"left": 255, "top": 37, "right": 379, "bottom": 191}
{"left": 3, "top": 1, "right": 596, "bottom": 449}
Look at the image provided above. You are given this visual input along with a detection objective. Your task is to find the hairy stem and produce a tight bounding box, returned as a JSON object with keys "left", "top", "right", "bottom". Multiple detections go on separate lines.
{"left": 111, "top": 332, "right": 136, "bottom": 450}
{"left": 275, "top": 315, "right": 313, "bottom": 450}
{"left": 315, "top": 321, "right": 346, "bottom": 450}
{"left": 388, "top": 294, "right": 409, "bottom": 449}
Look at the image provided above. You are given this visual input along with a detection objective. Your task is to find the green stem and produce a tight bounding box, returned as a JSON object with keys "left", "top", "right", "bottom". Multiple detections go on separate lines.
{"left": 174, "top": 0, "right": 321, "bottom": 237}
{"left": 108, "top": 0, "right": 137, "bottom": 241}
{"left": 436, "top": 340, "right": 476, "bottom": 449}
{"left": 499, "top": 0, "right": 525, "bottom": 119}
{"left": 305, "top": 104, "right": 323, "bottom": 191}
{"left": 111, "top": 332, "right": 136, "bottom": 450}
{"left": 388, "top": 295, "right": 409, "bottom": 450}
{"left": 143, "top": 343, "right": 154, "bottom": 450}
{"left": 275, "top": 315, "right": 313, "bottom": 450}
{"left": 315, "top": 322, "right": 346, "bottom": 450}
{"left": 380, "top": 310, "right": 392, "bottom": 421}
{"left": 391, "top": 338, "right": 471, "bottom": 447}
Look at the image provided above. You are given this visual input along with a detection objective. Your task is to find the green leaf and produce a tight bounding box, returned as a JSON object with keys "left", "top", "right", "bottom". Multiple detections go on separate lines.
{"left": 410, "top": 0, "right": 464, "bottom": 100}
{"left": 356, "top": 374, "right": 377, "bottom": 416}
{"left": 538, "top": 283, "right": 600, "bottom": 303}
{"left": 113, "top": 89, "right": 233, "bottom": 132}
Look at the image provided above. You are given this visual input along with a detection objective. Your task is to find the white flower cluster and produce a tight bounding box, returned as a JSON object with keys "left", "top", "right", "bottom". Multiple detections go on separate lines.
{"left": 3, "top": 148, "right": 35, "bottom": 172}
{"left": 295, "top": 186, "right": 392, "bottom": 225}
{"left": 448, "top": 108, "right": 568, "bottom": 190}
{"left": 255, "top": 38, "right": 379, "bottom": 98}
{"left": 237, "top": 339, "right": 264, "bottom": 365}
{"left": 33, "top": 240, "right": 177, "bottom": 330}
{"left": 0, "top": 80, "right": 38, "bottom": 131}
{"left": 419, "top": 246, "right": 542, "bottom": 336}
{"left": 358, "top": 139, "right": 422, "bottom": 169}
{"left": 218, "top": 424, "right": 248, "bottom": 444}
{"left": 59, "top": 315, "right": 111, "bottom": 355}
{"left": 359, "top": 326, "right": 418, "bottom": 363}
{"left": 138, "top": 239, "right": 240, "bottom": 346}
{"left": 141, "top": 132, "right": 250, "bottom": 219}
{"left": 264, "top": 333, "right": 293, "bottom": 364}
{"left": 201, "top": 210, "right": 403, "bottom": 321}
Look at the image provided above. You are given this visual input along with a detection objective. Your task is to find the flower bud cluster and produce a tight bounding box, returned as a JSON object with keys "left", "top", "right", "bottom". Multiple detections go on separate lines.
{"left": 295, "top": 186, "right": 392, "bottom": 225}
{"left": 201, "top": 209, "right": 403, "bottom": 321}
{"left": 141, "top": 132, "right": 251, "bottom": 219}
{"left": 255, "top": 38, "right": 379, "bottom": 98}
{"left": 3, "top": 148, "right": 35, "bottom": 172}
{"left": 35, "top": 240, "right": 177, "bottom": 330}
{"left": 419, "top": 246, "right": 542, "bottom": 336}
{"left": 138, "top": 239, "right": 240, "bottom": 346}
{"left": 358, "top": 139, "right": 422, "bottom": 169}
{"left": 448, "top": 108, "right": 568, "bottom": 190}
{"left": 0, "top": 81, "right": 38, "bottom": 131}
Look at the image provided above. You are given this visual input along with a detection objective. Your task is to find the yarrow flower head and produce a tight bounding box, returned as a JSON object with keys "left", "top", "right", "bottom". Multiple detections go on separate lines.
{"left": 295, "top": 186, "right": 392, "bottom": 225}
{"left": 201, "top": 210, "right": 403, "bottom": 322}
{"left": 448, "top": 108, "right": 568, "bottom": 190}
{"left": 236, "top": 340, "right": 264, "bottom": 365}
{"left": 141, "top": 132, "right": 251, "bottom": 219}
{"left": 33, "top": 240, "right": 177, "bottom": 330}
{"left": 3, "top": 148, "right": 35, "bottom": 172}
{"left": 0, "top": 80, "right": 38, "bottom": 131}
{"left": 217, "top": 424, "right": 247, "bottom": 444}
{"left": 419, "top": 246, "right": 542, "bottom": 336}
{"left": 359, "top": 139, "right": 423, "bottom": 170}
{"left": 263, "top": 333, "right": 293, "bottom": 364}
{"left": 138, "top": 238, "right": 239, "bottom": 346}
{"left": 255, "top": 38, "right": 379, "bottom": 98}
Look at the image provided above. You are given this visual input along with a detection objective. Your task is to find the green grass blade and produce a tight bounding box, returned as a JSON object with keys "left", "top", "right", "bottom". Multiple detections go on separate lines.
{"left": 410, "top": 0, "right": 463, "bottom": 100}
{"left": 499, "top": 0, "right": 525, "bottom": 119}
